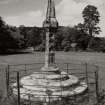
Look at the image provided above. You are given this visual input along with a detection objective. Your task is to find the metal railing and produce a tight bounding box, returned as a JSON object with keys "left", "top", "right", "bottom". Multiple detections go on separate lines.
{"left": 0, "top": 62, "right": 100, "bottom": 105}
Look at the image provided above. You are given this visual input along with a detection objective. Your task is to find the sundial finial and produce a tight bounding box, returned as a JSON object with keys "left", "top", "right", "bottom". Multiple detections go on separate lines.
{"left": 46, "top": 0, "right": 56, "bottom": 19}
{"left": 43, "top": 0, "right": 58, "bottom": 69}
{"left": 43, "top": 0, "right": 58, "bottom": 28}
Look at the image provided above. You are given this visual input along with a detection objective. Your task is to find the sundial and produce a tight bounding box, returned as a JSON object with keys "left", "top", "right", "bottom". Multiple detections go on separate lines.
{"left": 12, "top": 0, "right": 87, "bottom": 103}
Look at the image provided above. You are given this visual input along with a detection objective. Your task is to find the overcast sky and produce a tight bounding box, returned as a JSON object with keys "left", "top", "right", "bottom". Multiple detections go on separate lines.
{"left": 0, "top": 0, "right": 105, "bottom": 36}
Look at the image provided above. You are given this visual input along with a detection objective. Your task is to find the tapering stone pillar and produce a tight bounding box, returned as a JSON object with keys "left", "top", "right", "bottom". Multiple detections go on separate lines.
{"left": 42, "top": 0, "right": 58, "bottom": 71}
{"left": 45, "top": 29, "right": 50, "bottom": 68}
{"left": 11, "top": 0, "right": 88, "bottom": 102}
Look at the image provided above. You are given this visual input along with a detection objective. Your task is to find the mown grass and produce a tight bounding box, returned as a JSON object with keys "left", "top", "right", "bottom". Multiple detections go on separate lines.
{"left": 0, "top": 51, "right": 105, "bottom": 88}
{"left": 0, "top": 51, "right": 105, "bottom": 104}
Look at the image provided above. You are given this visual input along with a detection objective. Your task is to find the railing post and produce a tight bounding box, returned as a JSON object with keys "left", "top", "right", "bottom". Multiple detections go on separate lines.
{"left": 85, "top": 63, "right": 90, "bottom": 102}
{"left": 60, "top": 73, "right": 62, "bottom": 98}
{"left": 28, "top": 94, "right": 31, "bottom": 105}
{"left": 85, "top": 63, "right": 89, "bottom": 85}
{"left": 25, "top": 64, "right": 27, "bottom": 74}
{"left": 95, "top": 68, "right": 99, "bottom": 103}
{"left": 6, "top": 65, "right": 10, "bottom": 97}
{"left": 17, "top": 72, "right": 20, "bottom": 105}
{"left": 66, "top": 63, "right": 69, "bottom": 74}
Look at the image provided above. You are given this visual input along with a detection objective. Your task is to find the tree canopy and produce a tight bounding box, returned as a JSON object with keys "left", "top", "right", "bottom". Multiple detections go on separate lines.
{"left": 0, "top": 4, "right": 104, "bottom": 53}
{"left": 0, "top": 17, "right": 19, "bottom": 53}
{"left": 82, "top": 5, "right": 101, "bottom": 37}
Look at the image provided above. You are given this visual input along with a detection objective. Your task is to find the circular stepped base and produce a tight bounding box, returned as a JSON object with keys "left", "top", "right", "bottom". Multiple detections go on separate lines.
{"left": 12, "top": 67, "right": 87, "bottom": 102}
{"left": 12, "top": 82, "right": 87, "bottom": 102}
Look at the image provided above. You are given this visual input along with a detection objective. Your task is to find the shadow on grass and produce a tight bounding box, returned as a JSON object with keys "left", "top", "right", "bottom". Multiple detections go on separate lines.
{"left": 0, "top": 51, "right": 33, "bottom": 56}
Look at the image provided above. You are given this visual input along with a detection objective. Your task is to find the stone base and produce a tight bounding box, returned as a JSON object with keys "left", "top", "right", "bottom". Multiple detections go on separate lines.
{"left": 11, "top": 66, "right": 87, "bottom": 102}
{"left": 41, "top": 66, "right": 59, "bottom": 73}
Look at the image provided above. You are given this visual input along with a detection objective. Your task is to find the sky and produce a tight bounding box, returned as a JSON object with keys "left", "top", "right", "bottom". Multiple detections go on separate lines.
{"left": 0, "top": 0, "right": 105, "bottom": 36}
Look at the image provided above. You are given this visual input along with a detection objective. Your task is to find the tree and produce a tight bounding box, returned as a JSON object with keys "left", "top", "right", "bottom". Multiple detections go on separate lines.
{"left": 27, "top": 27, "right": 42, "bottom": 50}
{"left": 82, "top": 5, "right": 101, "bottom": 48}
{"left": 19, "top": 25, "right": 32, "bottom": 48}
{"left": 75, "top": 23, "right": 89, "bottom": 50}
{"left": 82, "top": 5, "right": 101, "bottom": 36}
{"left": 75, "top": 23, "right": 86, "bottom": 33}
{"left": 0, "top": 17, "right": 19, "bottom": 53}
{"left": 9, "top": 26, "right": 25, "bottom": 49}
{"left": 55, "top": 26, "right": 65, "bottom": 50}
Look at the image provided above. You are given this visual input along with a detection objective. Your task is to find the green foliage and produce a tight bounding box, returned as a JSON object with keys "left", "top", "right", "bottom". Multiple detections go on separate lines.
{"left": 19, "top": 26, "right": 45, "bottom": 51}
{"left": 81, "top": 5, "right": 101, "bottom": 49}
{"left": 8, "top": 26, "right": 25, "bottom": 49}
{"left": 55, "top": 26, "right": 67, "bottom": 50}
{"left": 19, "top": 25, "right": 34, "bottom": 48}
{"left": 0, "top": 4, "right": 104, "bottom": 54}
{"left": 89, "top": 37, "right": 105, "bottom": 52}
{"left": 27, "top": 27, "right": 42, "bottom": 47}
{"left": 75, "top": 24, "right": 89, "bottom": 50}
{"left": 0, "top": 17, "right": 19, "bottom": 53}
{"left": 82, "top": 5, "right": 101, "bottom": 37}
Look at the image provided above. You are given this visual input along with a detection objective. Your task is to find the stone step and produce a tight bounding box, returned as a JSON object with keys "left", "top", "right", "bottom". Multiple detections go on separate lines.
{"left": 12, "top": 81, "right": 87, "bottom": 102}
{"left": 20, "top": 74, "right": 79, "bottom": 88}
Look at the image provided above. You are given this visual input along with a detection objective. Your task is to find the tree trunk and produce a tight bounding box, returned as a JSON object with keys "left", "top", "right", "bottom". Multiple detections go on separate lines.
{"left": 87, "top": 28, "right": 93, "bottom": 49}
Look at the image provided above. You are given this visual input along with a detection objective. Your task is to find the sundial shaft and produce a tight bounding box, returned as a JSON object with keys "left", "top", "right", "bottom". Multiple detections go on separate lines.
{"left": 45, "top": 29, "right": 50, "bottom": 68}
{"left": 43, "top": 0, "right": 58, "bottom": 68}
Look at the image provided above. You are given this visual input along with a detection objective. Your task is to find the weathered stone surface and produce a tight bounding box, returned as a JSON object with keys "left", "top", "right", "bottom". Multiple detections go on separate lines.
{"left": 12, "top": 71, "right": 87, "bottom": 102}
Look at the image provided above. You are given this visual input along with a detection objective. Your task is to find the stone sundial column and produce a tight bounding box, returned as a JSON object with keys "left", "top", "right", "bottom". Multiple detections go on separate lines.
{"left": 11, "top": 0, "right": 88, "bottom": 103}
{"left": 45, "top": 28, "right": 50, "bottom": 68}
{"left": 42, "top": 0, "right": 58, "bottom": 71}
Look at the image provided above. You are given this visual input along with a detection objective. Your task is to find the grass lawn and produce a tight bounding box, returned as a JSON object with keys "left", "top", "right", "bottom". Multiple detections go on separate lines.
{"left": 0, "top": 51, "right": 105, "bottom": 89}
